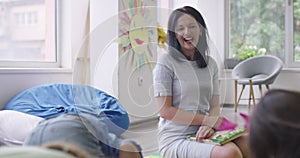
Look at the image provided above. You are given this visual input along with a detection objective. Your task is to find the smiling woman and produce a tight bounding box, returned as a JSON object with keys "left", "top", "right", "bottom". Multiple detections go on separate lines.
{"left": 153, "top": 6, "right": 250, "bottom": 158}
{"left": 174, "top": 14, "right": 202, "bottom": 60}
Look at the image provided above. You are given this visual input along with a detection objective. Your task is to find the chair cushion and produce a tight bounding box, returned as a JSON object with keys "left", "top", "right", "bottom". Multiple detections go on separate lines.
{"left": 3, "top": 84, "right": 129, "bottom": 136}
{"left": 237, "top": 74, "right": 269, "bottom": 85}
{"left": 232, "top": 55, "right": 283, "bottom": 85}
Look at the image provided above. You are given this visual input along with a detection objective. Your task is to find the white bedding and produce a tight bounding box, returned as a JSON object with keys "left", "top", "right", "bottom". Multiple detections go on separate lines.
{"left": 0, "top": 110, "right": 44, "bottom": 146}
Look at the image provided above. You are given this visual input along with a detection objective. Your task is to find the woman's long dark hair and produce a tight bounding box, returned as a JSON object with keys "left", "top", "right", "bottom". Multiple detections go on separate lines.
{"left": 167, "top": 6, "right": 209, "bottom": 68}
{"left": 249, "top": 89, "right": 300, "bottom": 158}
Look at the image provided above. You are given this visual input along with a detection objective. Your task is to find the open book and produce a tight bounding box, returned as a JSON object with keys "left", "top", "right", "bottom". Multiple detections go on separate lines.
{"left": 186, "top": 127, "right": 246, "bottom": 146}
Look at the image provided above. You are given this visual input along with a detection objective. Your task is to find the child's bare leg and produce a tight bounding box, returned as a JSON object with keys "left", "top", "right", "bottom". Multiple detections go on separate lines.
{"left": 119, "top": 141, "right": 142, "bottom": 158}
{"left": 233, "top": 134, "right": 252, "bottom": 158}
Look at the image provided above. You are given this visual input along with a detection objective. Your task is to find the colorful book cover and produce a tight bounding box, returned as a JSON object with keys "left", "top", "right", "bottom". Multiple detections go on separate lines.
{"left": 186, "top": 127, "right": 246, "bottom": 146}
{"left": 145, "top": 153, "right": 162, "bottom": 158}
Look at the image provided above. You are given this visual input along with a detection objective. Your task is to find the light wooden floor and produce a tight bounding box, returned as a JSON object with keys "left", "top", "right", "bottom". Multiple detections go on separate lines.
{"left": 121, "top": 104, "right": 255, "bottom": 156}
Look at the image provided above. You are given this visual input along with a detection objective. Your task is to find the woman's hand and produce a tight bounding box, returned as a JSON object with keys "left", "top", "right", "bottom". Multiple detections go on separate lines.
{"left": 195, "top": 126, "right": 215, "bottom": 142}
{"left": 203, "top": 116, "right": 238, "bottom": 131}
{"left": 202, "top": 116, "right": 224, "bottom": 129}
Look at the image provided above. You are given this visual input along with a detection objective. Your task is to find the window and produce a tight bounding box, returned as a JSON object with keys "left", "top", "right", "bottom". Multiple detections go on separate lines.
{"left": 226, "top": 0, "right": 300, "bottom": 68}
{"left": 0, "top": 0, "right": 58, "bottom": 68}
{"left": 293, "top": 0, "right": 300, "bottom": 63}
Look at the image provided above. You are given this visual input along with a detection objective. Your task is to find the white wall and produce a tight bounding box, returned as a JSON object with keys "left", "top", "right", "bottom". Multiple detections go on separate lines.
{"left": 89, "top": 0, "right": 159, "bottom": 123}
{"left": 117, "top": 0, "right": 159, "bottom": 123}
{"left": 89, "top": 0, "right": 119, "bottom": 97}
{"left": 0, "top": 70, "right": 72, "bottom": 108}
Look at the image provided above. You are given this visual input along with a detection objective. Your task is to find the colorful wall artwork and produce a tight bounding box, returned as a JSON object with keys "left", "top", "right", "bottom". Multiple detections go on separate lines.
{"left": 118, "top": 0, "right": 156, "bottom": 69}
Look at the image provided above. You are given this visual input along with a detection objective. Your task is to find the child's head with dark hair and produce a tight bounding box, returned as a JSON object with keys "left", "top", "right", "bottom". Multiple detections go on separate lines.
{"left": 249, "top": 89, "right": 300, "bottom": 158}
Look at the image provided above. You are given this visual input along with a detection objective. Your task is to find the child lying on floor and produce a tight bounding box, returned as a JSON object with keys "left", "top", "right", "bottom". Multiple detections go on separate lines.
{"left": 23, "top": 113, "right": 143, "bottom": 158}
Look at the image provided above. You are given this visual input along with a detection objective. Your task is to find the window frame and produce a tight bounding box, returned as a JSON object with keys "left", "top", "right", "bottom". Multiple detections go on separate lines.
{"left": 0, "top": 0, "right": 60, "bottom": 68}
{"left": 225, "top": 0, "right": 300, "bottom": 68}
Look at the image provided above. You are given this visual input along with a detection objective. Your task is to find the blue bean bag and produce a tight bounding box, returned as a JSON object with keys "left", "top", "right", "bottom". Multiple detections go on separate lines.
{"left": 3, "top": 83, "right": 129, "bottom": 136}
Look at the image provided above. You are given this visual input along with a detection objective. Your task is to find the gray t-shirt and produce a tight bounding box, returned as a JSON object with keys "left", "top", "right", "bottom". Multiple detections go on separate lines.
{"left": 153, "top": 49, "right": 219, "bottom": 153}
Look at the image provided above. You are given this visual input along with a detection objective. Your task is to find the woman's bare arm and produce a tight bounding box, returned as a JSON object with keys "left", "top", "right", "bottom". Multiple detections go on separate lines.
{"left": 209, "top": 95, "right": 220, "bottom": 116}
{"left": 156, "top": 96, "right": 205, "bottom": 125}
{"left": 155, "top": 95, "right": 222, "bottom": 127}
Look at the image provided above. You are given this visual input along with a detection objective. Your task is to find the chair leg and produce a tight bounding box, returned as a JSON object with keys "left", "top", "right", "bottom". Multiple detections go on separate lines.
{"left": 248, "top": 87, "right": 251, "bottom": 109}
{"left": 234, "top": 80, "right": 238, "bottom": 112}
{"left": 266, "top": 84, "right": 270, "bottom": 90}
{"left": 234, "top": 82, "right": 245, "bottom": 112}
{"left": 249, "top": 80, "right": 256, "bottom": 106}
{"left": 237, "top": 85, "right": 245, "bottom": 105}
{"left": 259, "top": 85, "right": 263, "bottom": 97}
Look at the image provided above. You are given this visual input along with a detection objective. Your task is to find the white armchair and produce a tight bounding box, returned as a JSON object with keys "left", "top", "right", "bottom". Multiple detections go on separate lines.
{"left": 231, "top": 55, "right": 283, "bottom": 112}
